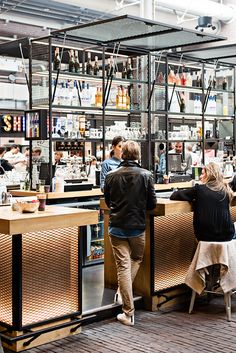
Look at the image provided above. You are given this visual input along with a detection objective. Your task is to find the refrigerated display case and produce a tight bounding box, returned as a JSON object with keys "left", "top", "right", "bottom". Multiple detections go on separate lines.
{"left": 62, "top": 200, "right": 104, "bottom": 266}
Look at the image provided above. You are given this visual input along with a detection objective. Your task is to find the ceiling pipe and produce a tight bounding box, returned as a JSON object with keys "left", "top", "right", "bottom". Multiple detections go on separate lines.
{"left": 155, "top": 0, "right": 236, "bottom": 24}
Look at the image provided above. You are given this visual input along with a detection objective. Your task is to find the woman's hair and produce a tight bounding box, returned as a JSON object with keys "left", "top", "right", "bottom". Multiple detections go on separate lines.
{"left": 0, "top": 146, "right": 6, "bottom": 155}
{"left": 122, "top": 140, "right": 140, "bottom": 161}
{"left": 204, "top": 162, "right": 233, "bottom": 202}
{"left": 110, "top": 136, "right": 124, "bottom": 157}
{"left": 55, "top": 151, "right": 63, "bottom": 158}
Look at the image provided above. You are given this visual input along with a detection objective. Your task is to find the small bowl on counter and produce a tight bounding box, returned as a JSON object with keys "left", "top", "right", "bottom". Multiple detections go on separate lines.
{"left": 15, "top": 201, "right": 39, "bottom": 213}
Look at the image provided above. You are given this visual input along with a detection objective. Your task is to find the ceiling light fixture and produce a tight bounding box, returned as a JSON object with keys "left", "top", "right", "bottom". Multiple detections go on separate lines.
{"left": 195, "top": 16, "right": 216, "bottom": 32}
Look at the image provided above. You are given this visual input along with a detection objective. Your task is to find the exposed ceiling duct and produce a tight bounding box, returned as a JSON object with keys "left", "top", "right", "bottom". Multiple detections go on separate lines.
{"left": 155, "top": 0, "right": 236, "bottom": 24}
{"left": 0, "top": 0, "right": 235, "bottom": 43}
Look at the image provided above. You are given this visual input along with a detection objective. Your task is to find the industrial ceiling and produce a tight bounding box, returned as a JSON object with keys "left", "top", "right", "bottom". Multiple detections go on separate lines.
{"left": 0, "top": 0, "right": 112, "bottom": 41}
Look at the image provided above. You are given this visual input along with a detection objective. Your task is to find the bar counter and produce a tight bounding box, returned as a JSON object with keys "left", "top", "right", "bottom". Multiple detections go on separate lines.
{"left": 9, "top": 181, "right": 193, "bottom": 200}
{"left": 101, "top": 197, "right": 236, "bottom": 311}
{"left": 0, "top": 205, "right": 98, "bottom": 352}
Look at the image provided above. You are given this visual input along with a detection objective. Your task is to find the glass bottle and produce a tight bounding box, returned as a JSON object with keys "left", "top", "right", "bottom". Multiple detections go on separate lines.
{"left": 222, "top": 77, "right": 227, "bottom": 90}
{"left": 24, "top": 173, "right": 30, "bottom": 191}
{"left": 157, "top": 72, "right": 164, "bottom": 84}
{"left": 93, "top": 56, "right": 100, "bottom": 76}
{"left": 208, "top": 75, "right": 212, "bottom": 88}
{"left": 74, "top": 50, "right": 80, "bottom": 73}
{"left": 106, "top": 58, "right": 111, "bottom": 77}
{"left": 196, "top": 75, "right": 200, "bottom": 87}
{"left": 180, "top": 69, "right": 187, "bottom": 86}
{"left": 110, "top": 56, "right": 115, "bottom": 76}
{"left": 126, "top": 89, "right": 130, "bottom": 110}
{"left": 186, "top": 70, "right": 192, "bottom": 87}
{"left": 53, "top": 47, "right": 60, "bottom": 71}
{"left": 168, "top": 69, "right": 176, "bottom": 84}
{"left": 175, "top": 72, "right": 181, "bottom": 86}
{"left": 69, "top": 49, "right": 75, "bottom": 73}
{"left": 213, "top": 76, "right": 217, "bottom": 89}
{"left": 122, "top": 61, "right": 127, "bottom": 79}
{"left": 86, "top": 52, "right": 93, "bottom": 75}
{"left": 180, "top": 97, "right": 186, "bottom": 113}
{"left": 128, "top": 84, "right": 134, "bottom": 110}
{"left": 126, "top": 58, "right": 133, "bottom": 79}
{"left": 79, "top": 116, "right": 86, "bottom": 138}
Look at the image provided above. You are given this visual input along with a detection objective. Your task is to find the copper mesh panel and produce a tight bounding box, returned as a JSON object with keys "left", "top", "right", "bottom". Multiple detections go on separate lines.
{"left": 153, "top": 213, "right": 196, "bottom": 293}
{"left": 0, "top": 234, "right": 12, "bottom": 325}
{"left": 22, "top": 227, "right": 79, "bottom": 326}
{"left": 230, "top": 206, "right": 236, "bottom": 221}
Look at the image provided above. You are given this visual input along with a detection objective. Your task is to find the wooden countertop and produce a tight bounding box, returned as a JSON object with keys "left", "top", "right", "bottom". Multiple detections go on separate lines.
{"left": 100, "top": 198, "right": 192, "bottom": 216}
{"left": 100, "top": 190, "right": 236, "bottom": 216}
{"left": 10, "top": 188, "right": 103, "bottom": 199}
{"left": 10, "top": 182, "right": 192, "bottom": 199}
{"left": 154, "top": 181, "right": 192, "bottom": 191}
{"left": 0, "top": 205, "right": 98, "bottom": 235}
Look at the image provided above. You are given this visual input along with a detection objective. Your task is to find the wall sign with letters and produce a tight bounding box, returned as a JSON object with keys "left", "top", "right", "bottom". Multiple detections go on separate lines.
{"left": 0, "top": 114, "right": 25, "bottom": 134}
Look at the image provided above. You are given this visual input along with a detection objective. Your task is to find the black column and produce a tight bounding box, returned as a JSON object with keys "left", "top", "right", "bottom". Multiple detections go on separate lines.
{"left": 12, "top": 234, "right": 22, "bottom": 330}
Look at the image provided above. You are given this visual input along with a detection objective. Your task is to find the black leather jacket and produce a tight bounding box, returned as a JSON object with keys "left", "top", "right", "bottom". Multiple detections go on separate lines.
{"left": 104, "top": 160, "right": 157, "bottom": 230}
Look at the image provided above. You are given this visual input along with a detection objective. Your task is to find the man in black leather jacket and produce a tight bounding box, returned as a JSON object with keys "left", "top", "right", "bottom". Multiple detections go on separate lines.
{"left": 104, "top": 140, "right": 157, "bottom": 326}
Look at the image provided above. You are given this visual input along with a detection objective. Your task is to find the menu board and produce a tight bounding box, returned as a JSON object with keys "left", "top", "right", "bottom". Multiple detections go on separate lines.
{"left": 25, "top": 109, "right": 47, "bottom": 140}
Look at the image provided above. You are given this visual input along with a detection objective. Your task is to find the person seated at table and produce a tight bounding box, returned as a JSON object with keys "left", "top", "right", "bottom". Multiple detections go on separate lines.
{"left": 170, "top": 162, "right": 234, "bottom": 242}
{"left": 0, "top": 146, "right": 14, "bottom": 174}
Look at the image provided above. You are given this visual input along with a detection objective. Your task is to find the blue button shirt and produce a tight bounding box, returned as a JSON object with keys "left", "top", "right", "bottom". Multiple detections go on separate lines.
{"left": 100, "top": 157, "right": 121, "bottom": 192}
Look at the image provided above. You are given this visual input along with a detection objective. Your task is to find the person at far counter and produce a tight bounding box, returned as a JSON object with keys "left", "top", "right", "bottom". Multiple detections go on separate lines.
{"left": 170, "top": 162, "right": 234, "bottom": 242}
{"left": 4, "top": 144, "right": 26, "bottom": 171}
{"left": 54, "top": 151, "right": 66, "bottom": 166}
{"left": 155, "top": 143, "right": 166, "bottom": 183}
{"left": 32, "top": 147, "right": 45, "bottom": 163}
{"left": 0, "top": 146, "right": 14, "bottom": 174}
{"left": 169, "top": 142, "right": 183, "bottom": 154}
{"left": 100, "top": 135, "right": 125, "bottom": 192}
{"left": 104, "top": 140, "right": 157, "bottom": 326}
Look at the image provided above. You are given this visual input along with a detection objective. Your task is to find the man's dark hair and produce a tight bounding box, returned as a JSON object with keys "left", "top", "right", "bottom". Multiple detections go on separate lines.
{"left": 159, "top": 143, "right": 165, "bottom": 151}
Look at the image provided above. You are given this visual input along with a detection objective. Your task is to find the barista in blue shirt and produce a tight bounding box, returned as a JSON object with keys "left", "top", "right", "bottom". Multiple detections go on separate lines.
{"left": 100, "top": 136, "right": 124, "bottom": 192}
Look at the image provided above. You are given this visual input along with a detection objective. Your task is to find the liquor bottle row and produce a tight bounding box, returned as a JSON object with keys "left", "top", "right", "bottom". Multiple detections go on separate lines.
{"left": 169, "top": 91, "right": 233, "bottom": 115}
{"left": 52, "top": 116, "right": 146, "bottom": 141}
{"left": 53, "top": 79, "right": 134, "bottom": 109}
{"left": 159, "top": 69, "right": 231, "bottom": 90}
{"left": 52, "top": 115, "right": 87, "bottom": 139}
{"left": 53, "top": 47, "right": 134, "bottom": 79}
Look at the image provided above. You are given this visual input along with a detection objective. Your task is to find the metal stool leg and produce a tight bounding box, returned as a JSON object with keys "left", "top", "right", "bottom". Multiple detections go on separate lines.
{"left": 224, "top": 292, "right": 232, "bottom": 322}
{"left": 189, "top": 290, "right": 196, "bottom": 314}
